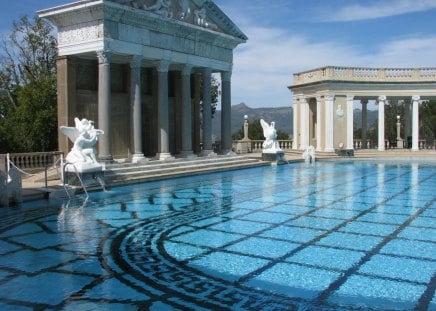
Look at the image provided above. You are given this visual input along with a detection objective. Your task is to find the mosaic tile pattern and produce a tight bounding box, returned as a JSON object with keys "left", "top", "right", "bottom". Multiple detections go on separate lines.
{"left": 0, "top": 160, "right": 435, "bottom": 310}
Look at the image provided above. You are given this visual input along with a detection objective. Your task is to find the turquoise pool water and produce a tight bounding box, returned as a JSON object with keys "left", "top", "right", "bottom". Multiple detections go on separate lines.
{"left": 0, "top": 159, "right": 434, "bottom": 310}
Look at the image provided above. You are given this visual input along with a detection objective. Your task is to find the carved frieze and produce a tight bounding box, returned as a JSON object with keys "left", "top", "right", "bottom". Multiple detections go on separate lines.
{"left": 58, "top": 21, "right": 103, "bottom": 46}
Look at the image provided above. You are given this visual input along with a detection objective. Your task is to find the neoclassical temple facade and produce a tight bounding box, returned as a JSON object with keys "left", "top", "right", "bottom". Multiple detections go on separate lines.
{"left": 39, "top": 0, "right": 247, "bottom": 161}
{"left": 289, "top": 66, "right": 436, "bottom": 152}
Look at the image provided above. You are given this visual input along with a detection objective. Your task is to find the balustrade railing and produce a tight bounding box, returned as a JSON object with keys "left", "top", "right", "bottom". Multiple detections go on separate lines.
{"left": 293, "top": 66, "right": 436, "bottom": 86}
{"left": 232, "top": 140, "right": 294, "bottom": 153}
{"left": 4, "top": 152, "right": 63, "bottom": 172}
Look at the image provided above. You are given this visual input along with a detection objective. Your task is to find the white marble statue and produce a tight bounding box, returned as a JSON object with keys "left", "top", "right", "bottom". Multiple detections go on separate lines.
{"left": 302, "top": 145, "right": 316, "bottom": 163}
{"left": 60, "top": 118, "right": 104, "bottom": 165}
{"left": 260, "top": 119, "right": 282, "bottom": 153}
{"left": 144, "top": 0, "right": 173, "bottom": 18}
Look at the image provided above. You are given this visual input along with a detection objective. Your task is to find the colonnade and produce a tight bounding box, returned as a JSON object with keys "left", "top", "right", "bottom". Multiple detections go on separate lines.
{"left": 96, "top": 51, "right": 233, "bottom": 162}
{"left": 293, "top": 94, "right": 422, "bottom": 152}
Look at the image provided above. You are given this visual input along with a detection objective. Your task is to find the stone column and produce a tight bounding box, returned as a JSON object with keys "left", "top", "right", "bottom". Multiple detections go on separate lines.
{"left": 378, "top": 95, "right": 386, "bottom": 151}
{"left": 221, "top": 71, "right": 233, "bottom": 155}
{"left": 201, "top": 68, "right": 214, "bottom": 155}
{"left": 346, "top": 95, "right": 354, "bottom": 150}
{"left": 412, "top": 95, "right": 420, "bottom": 151}
{"left": 316, "top": 96, "right": 322, "bottom": 151}
{"left": 292, "top": 96, "right": 299, "bottom": 150}
{"left": 97, "top": 50, "right": 112, "bottom": 161}
{"left": 156, "top": 60, "right": 173, "bottom": 160}
{"left": 193, "top": 73, "right": 202, "bottom": 154}
{"left": 130, "top": 55, "right": 145, "bottom": 163}
{"left": 179, "top": 65, "right": 195, "bottom": 158}
{"left": 324, "top": 95, "right": 335, "bottom": 152}
{"left": 300, "top": 98, "right": 310, "bottom": 150}
{"left": 404, "top": 100, "right": 412, "bottom": 147}
{"left": 361, "top": 99, "right": 368, "bottom": 149}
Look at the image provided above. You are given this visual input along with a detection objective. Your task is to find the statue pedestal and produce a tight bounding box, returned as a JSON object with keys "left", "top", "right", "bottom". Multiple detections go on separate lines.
{"left": 262, "top": 151, "right": 286, "bottom": 163}
{"left": 64, "top": 162, "right": 104, "bottom": 187}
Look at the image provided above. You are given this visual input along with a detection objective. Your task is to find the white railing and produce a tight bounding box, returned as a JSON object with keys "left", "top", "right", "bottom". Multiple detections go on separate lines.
{"left": 353, "top": 139, "right": 433, "bottom": 150}
{"left": 4, "top": 152, "right": 63, "bottom": 172}
{"left": 233, "top": 140, "right": 293, "bottom": 153}
{"left": 293, "top": 66, "right": 436, "bottom": 86}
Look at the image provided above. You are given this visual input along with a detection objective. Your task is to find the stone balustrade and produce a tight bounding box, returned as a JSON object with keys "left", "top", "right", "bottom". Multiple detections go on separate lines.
{"left": 233, "top": 140, "right": 293, "bottom": 154}
{"left": 293, "top": 66, "right": 436, "bottom": 86}
{"left": 4, "top": 152, "right": 63, "bottom": 172}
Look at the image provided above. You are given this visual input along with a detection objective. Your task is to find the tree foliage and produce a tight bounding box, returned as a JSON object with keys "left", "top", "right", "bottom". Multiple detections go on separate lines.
{"left": 0, "top": 15, "right": 57, "bottom": 152}
{"left": 232, "top": 119, "right": 289, "bottom": 140}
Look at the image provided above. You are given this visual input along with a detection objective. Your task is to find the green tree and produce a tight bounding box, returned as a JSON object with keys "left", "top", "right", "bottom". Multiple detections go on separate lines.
{"left": 385, "top": 100, "right": 405, "bottom": 144}
{"left": 420, "top": 100, "right": 436, "bottom": 145}
{"left": 0, "top": 15, "right": 57, "bottom": 152}
{"left": 232, "top": 119, "right": 289, "bottom": 140}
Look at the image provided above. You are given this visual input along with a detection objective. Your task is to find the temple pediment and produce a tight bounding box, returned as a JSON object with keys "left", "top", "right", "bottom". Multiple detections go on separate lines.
{"left": 109, "top": 0, "right": 247, "bottom": 41}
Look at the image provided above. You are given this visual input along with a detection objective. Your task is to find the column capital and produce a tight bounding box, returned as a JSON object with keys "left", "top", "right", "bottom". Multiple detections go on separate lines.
{"left": 325, "top": 95, "right": 335, "bottom": 102}
{"left": 347, "top": 95, "right": 355, "bottom": 101}
{"left": 130, "top": 55, "right": 142, "bottom": 69}
{"left": 221, "top": 70, "right": 232, "bottom": 82}
{"left": 97, "top": 50, "right": 112, "bottom": 64}
{"left": 412, "top": 95, "right": 421, "bottom": 102}
{"left": 155, "top": 60, "right": 170, "bottom": 73}
{"left": 378, "top": 95, "right": 387, "bottom": 101}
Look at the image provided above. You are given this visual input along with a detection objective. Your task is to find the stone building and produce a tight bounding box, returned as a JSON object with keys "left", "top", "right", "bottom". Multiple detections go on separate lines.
{"left": 39, "top": 0, "right": 247, "bottom": 162}
{"left": 289, "top": 66, "right": 436, "bottom": 152}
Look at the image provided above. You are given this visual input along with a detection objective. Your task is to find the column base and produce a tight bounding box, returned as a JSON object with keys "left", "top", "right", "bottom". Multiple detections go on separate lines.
{"left": 178, "top": 151, "right": 197, "bottom": 158}
{"left": 98, "top": 155, "right": 113, "bottom": 163}
{"left": 324, "top": 148, "right": 335, "bottom": 153}
{"left": 201, "top": 150, "right": 217, "bottom": 157}
{"left": 221, "top": 149, "right": 236, "bottom": 156}
{"left": 378, "top": 147, "right": 385, "bottom": 152}
{"left": 131, "top": 154, "right": 148, "bottom": 164}
{"left": 156, "top": 153, "right": 174, "bottom": 161}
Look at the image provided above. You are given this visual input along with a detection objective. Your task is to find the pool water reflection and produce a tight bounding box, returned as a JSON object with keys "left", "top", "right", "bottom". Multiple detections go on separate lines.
{"left": 0, "top": 160, "right": 434, "bottom": 310}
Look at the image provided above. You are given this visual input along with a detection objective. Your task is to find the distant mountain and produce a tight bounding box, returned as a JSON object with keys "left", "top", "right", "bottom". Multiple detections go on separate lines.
{"left": 212, "top": 103, "right": 293, "bottom": 139}
{"left": 211, "top": 103, "right": 379, "bottom": 139}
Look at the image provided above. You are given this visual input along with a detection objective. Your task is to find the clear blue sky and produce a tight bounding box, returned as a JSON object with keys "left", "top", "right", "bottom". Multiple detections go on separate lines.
{"left": 1, "top": 0, "right": 436, "bottom": 108}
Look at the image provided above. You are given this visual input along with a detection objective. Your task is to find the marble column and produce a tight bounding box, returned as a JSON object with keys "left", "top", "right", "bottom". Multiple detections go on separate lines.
{"left": 324, "top": 95, "right": 335, "bottom": 152}
{"left": 97, "top": 50, "right": 112, "bottom": 161}
{"left": 193, "top": 73, "right": 202, "bottom": 154}
{"left": 130, "top": 55, "right": 145, "bottom": 163}
{"left": 361, "top": 100, "right": 368, "bottom": 149}
{"left": 179, "top": 65, "right": 195, "bottom": 158}
{"left": 404, "top": 100, "right": 412, "bottom": 146}
{"left": 412, "top": 95, "right": 420, "bottom": 151}
{"left": 378, "top": 95, "right": 386, "bottom": 151}
{"left": 156, "top": 60, "right": 173, "bottom": 160}
{"left": 201, "top": 68, "right": 214, "bottom": 155}
{"left": 292, "top": 96, "right": 299, "bottom": 150}
{"left": 346, "top": 95, "right": 354, "bottom": 150}
{"left": 221, "top": 71, "right": 233, "bottom": 155}
{"left": 316, "top": 96, "right": 322, "bottom": 151}
{"left": 300, "top": 98, "right": 310, "bottom": 150}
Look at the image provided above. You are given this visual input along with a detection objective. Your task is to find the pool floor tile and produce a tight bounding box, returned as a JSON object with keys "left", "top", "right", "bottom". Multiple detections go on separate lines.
{"left": 358, "top": 254, "right": 435, "bottom": 283}
{"left": 380, "top": 239, "right": 436, "bottom": 260}
{"left": 285, "top": 246, "right": 365, "bottom": 271}
{"left": 316, "top": 232, "right": 384, "bottom": 251}
{"left": 0, "top": 272, "right": 94, "bottom": 305}
{"left": 188, "top": 252, "right": 269, "bottom": 282}
{"left": 225, "top": 237, "right": 300, "bottom": 258}
{"left": 260, "top": 225, "right": 325, "bottom": 243}
{"left": 328, "top": 275, "right": 427, "bottom": 310}
{"left": 170, "top": 229, "right": 244, "bottom": 248}
{"left": 246, "top": 263, "right": 341, "bottom": 299}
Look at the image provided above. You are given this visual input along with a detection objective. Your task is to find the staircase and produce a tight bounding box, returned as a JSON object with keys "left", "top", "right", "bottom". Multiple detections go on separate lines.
{"left": 103, "top": 155, "right": 268, "bottom": 186}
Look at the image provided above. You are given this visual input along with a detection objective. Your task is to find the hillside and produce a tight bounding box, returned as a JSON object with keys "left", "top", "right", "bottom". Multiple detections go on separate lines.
{"left": 212, "top": 103, "right": 293, "bottom": 139}
{"left": 211, "top": 103, "right": 378, "bottom": 139}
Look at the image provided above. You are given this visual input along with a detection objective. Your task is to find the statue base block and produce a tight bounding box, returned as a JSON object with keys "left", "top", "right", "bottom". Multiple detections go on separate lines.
{"left": 262, "top": 151, "right": 286, "bottom": 163}
{"left": 64, "top": 163, "right": 104, "bottom": 187}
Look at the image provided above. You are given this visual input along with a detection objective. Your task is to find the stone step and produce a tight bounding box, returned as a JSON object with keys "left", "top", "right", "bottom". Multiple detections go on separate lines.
{"left": 103, "top": 155, "right": 266, "bottom": 186}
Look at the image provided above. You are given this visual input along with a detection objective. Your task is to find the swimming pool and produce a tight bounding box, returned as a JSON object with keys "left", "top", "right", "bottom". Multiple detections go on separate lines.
{"left": 0, "top": 159, "right": 434, "bottom": 310}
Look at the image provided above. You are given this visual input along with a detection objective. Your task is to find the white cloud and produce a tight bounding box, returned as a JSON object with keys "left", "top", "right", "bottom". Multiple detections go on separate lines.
{"left": 230, "top": 22, "right": 436, "bottom": 108}
{"left": 325, "top": 0, "right": 436, "bottom": 22}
